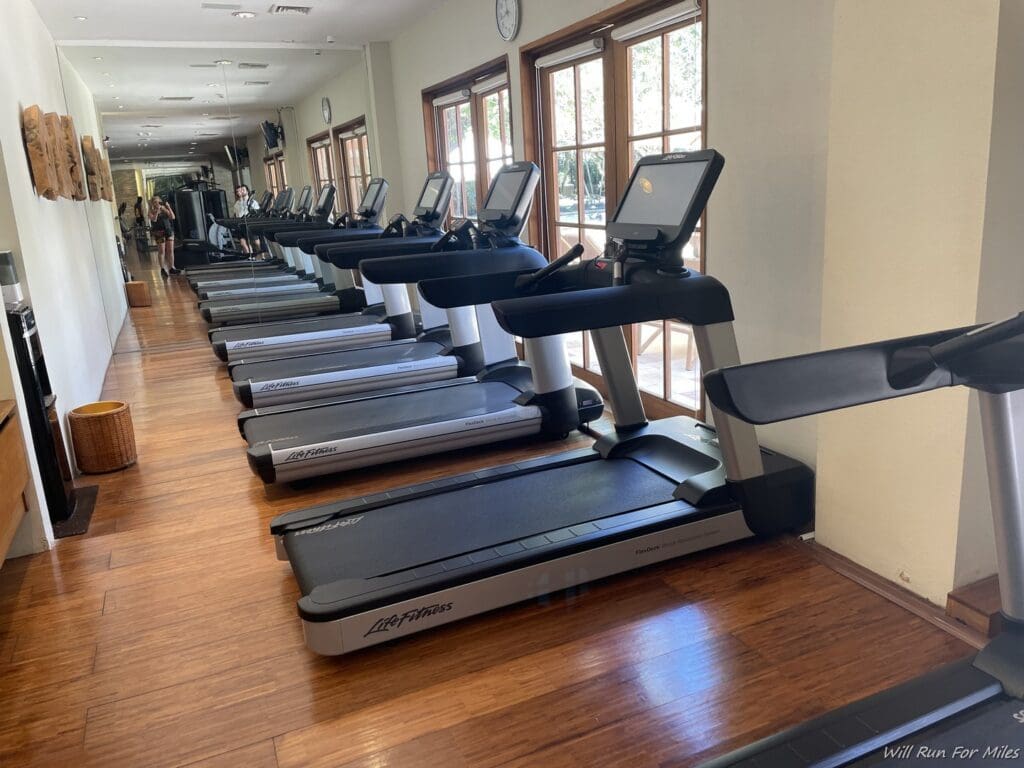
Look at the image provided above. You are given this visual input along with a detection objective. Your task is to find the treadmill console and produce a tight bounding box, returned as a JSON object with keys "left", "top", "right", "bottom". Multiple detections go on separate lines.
{"left": 411, "top": 171, "right": 455, "bottom": 224}
{"left": 293, "top": 185, "right": 313, "bottom": 216}
{"left": 606, "top": 150, "right": 724, "bottom": 260}
{"left": 356, "top": 178, "right": 388, "bottom": 221}
{"left": 476, "top": 161, "right": 540, "bottom": 236}
{"left": 312, "top": 184, "right": 336, "bottom": 218}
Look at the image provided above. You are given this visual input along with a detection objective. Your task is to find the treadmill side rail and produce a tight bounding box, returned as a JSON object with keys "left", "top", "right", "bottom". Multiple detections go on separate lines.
{"left": 300, "top": 508, "right": 752, "bottom": 655}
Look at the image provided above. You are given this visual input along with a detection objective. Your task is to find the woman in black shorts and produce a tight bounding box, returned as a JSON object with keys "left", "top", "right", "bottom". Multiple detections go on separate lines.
{"left": 148, "top": 196, "right": 179, "bottom": 277}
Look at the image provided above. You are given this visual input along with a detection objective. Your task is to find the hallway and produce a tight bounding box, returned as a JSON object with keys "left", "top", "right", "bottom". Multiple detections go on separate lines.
{"left": 0, "top": 249, "right": 970, "bottom": 767}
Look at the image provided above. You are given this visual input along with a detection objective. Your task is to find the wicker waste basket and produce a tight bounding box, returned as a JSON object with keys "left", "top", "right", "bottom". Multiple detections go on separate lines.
{"left": 69, "top": 401, "right": 137, "bottom": 473}
{"left": 125, "top": 281, "right": 152, "bottom": 307}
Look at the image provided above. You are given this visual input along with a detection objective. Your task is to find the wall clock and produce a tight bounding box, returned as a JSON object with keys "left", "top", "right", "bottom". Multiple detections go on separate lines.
{"left": 496, "top": 0, "right": 521, "bottom": 42}
{"left": 322, "top": 97, "right": 332, "bottom": 125}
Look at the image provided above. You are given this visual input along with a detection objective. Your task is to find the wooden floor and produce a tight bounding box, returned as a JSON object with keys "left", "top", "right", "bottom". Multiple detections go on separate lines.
{"left": 0, "top": 246, "right": 970, "bottom": 767}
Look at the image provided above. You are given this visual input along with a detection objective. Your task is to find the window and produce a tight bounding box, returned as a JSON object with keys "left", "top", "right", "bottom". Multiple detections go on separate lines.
{"left": 264, "top": 151, "right": 288, "bottom": 198}
{"left": 524, "top": 3, "right": 705, "bottom": 416}
{"left": 264, "top": 157, "right": 280, "bottom": 197}
{"left": 540, "top": 53, "right": 608, "bottom": 375}
{"left": 423, "top": 58, "right": 514, "bottom": 223}
{"left": 307, "top": 133, "right": 338, "bottom": 210}
{"left": 333, "top": 118, "right": 372, "bottom": 213}
{"left": 625, "top": 20, "right": 703, "bottom": 410}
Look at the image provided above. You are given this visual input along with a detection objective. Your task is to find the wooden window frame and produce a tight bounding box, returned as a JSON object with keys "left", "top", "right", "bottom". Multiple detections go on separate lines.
{"left": 306, "top": 130, "right": 338, "bottom": 212}
{"left": 519, "top": 0, "right": 708, "bottom": 420}
{"left": 331, "top": 116, "right": 372, "bottom": 213}
{"left": 421, "top": 55, "right": 513, "bottom": 223}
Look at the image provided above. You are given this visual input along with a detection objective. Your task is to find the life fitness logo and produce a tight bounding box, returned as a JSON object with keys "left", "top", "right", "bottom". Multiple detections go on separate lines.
{"left": 364, "top": 603, "right": 454, "bottom": 637}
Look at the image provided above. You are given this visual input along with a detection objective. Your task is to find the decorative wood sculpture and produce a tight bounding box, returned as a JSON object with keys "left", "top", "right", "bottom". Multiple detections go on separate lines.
{"left": 99, "top": 152, "right": 114, "bottom": 202}
{"left": 61, "top": 115, "right": 87, "bottom": 201}
{"left": 43, "top": 112, "right": 73, "bottom": 199}
{"left": 22, "top": 105, "right": 59, "bottom": 200}
{"left": 81, "top": 135, "right": 102, "bottom": 201}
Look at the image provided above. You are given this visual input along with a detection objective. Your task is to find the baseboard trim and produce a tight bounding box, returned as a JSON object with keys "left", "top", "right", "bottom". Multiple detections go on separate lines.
{"left": 785, "top": 537, "right": 989, "bottom": 650}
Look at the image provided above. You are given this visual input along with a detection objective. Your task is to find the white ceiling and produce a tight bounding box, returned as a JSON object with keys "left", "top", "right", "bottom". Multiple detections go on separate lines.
{"left": 34, "top": 0, "right": 439, "bottom": 162}
{"left": 61, "top": 45, "right": 361, "bottom": 160}
{"left": 35, "top": 0, "right": 438, "bottom": 47}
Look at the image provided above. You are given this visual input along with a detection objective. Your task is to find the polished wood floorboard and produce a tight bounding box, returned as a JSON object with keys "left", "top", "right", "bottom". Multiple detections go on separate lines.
{"left": 0, "top": 247, "right": 970, "bottom": 767}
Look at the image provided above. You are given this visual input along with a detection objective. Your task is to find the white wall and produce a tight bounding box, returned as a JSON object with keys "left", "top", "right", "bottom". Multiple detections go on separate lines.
{"left": 814, "top": 0, "right": 1001, "bottom": 604}
{"left": 0, "top": 0, "right": 128, "bottom": 554}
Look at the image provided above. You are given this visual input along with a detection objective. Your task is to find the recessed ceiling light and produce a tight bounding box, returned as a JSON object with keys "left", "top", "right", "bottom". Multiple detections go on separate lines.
{"left": 112, "top": 96, "right": 120, "bottom": 100}
{"left": 232, "top": 10, "right": 256, "bottom": 18}
{"left": 202, "top": 112, "right": 210, "bottom": 116}
{"left": 118, "top": 105, "right": 125, "bottom": 110}
{"left": 74, "top": 16, "right": 87, "bottom": 21}
{"left": 101, "top": 71, "right": 111, "bottom": 76}
{"left": 207, "top": 83, "right": 221, "bottom": 88}
{"left": 214, "top": 59, "right": 233, "bottom": 66}
{"left": 93, "top": 56, "right": 103, "bottom": 61}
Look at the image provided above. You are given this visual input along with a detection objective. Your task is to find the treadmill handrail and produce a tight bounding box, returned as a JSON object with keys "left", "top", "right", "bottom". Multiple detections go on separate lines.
{"left": 419, "top": 269, "right": 536, "bottom": 309}
{"left": 704, "top": 321, "right": 1024, "bottom": 425}
{"left": 491, "top": 262, "right": 735, "bottom": 336}
{"left": 317, "top": 236, "right": 449, "bottom": 268}
{"left": 359, "top": 246, "right": 547, "bottom": 285}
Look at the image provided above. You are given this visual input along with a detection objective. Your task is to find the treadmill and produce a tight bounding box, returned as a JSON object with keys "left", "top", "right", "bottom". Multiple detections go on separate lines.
{"left": 229, "top": 163, "right": 542, "bottom": 408}
{"left": 268, "top": 150, "right": 815, "bottom": 655}
{"left": 239, "top": 244, "right": 604, "bottom": 483}
{"left": 193, "top": 184, "right": 341, "bottom": 300}
{"left": 698, "top": 312, "right": 1024, "bottom": 767}
{"left": 184, "top": 188, "right": 297, "bottom": 280}
{"left": 208, "top": 173, "right": 454, "bottom": 364}
{"left": 196, "top": 183, "right": 386, "bottom": 325}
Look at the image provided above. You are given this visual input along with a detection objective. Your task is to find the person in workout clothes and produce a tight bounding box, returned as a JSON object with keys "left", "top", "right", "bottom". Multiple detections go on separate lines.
{"left": 149, "top": 196, "right": 178, "bottom": 277}
{"left": 232, "top": 185, "right": 260, "bottom": 254}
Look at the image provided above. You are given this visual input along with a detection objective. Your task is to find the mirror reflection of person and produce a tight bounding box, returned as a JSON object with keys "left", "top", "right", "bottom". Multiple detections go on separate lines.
{"left": 148, "top": 196, "right": 179, "bottom": 277}
{"left": 233, "top": 184, "right": 260, "bottom": 255}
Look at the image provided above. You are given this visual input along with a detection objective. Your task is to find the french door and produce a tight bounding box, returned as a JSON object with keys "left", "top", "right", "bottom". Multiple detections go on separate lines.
{"left": 535, "top": 10, "right": 705, "bottom": 415}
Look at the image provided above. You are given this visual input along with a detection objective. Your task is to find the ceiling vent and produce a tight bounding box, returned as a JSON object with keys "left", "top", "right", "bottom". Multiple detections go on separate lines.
{"left": 238, "top": 62, "right": 269, "bottom": 69}
{"left": 200, "top": 2, "right": 242, "bottom": 9}
{"left": 269, "top": 5, "right": 312, "bottom": 15}
{"left": 160, "top": 96, "right": 194, "bottom": 101}
{"left": 244, "top": 80, "right": 270, "bottom": 86}
{"left": 189, "top": 63, "right": 217, "bottom": 69}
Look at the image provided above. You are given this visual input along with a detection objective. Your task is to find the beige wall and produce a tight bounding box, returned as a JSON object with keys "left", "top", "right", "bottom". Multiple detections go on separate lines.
{"left": 705, "top": 0, "right": 834, "bottom": 465}
{"left": 246, "top": 53, "right": 374, "bottom": 213}
{"left": 0, "top": 0, "right": 128, "bottom": 554}
{"left": 388, "top": 0, "right": 625, "bottom": 216}
{"left": 815, "top": 0, "right": 1002, "bottom": 604}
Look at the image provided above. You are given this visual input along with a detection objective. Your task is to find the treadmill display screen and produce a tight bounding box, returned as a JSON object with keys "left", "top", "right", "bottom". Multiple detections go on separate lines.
{"left": 614, "top": 160, "right": 709, "bottom": 227}
{"left": 483, "top": 170, "right": 525, "bottom": 213}
{"left": 360, "top": 180, "right": 382, "bottom": 210}
{"left": 419, "top": 177, "right": 446, "bottom": 212}
{"left": 314, "top": 185, "right": 332, "bottom": 210}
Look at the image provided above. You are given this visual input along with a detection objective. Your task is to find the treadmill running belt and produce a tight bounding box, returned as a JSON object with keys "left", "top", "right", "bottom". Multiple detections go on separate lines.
{"left": 245, "top": 381, "right": 523, "bottom": 447}
{"left": 212, "top": 313, "right": 374, "bottom": 343}
{"left": 284, "top": 458, "right": 676, "bottom": 594}
{"left": 864, "top": 698, "right": 1024, "bottom": 765}
{"left": 232, "top": 341, "right": 446, "bottom": 382}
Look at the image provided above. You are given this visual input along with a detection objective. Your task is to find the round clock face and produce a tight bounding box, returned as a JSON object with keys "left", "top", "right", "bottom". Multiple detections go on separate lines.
{"left": 322, "top": 97, "right": 332, "bottom": 125}
{"left": 496, "top": 0, "right": 520, "bottom": 41}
